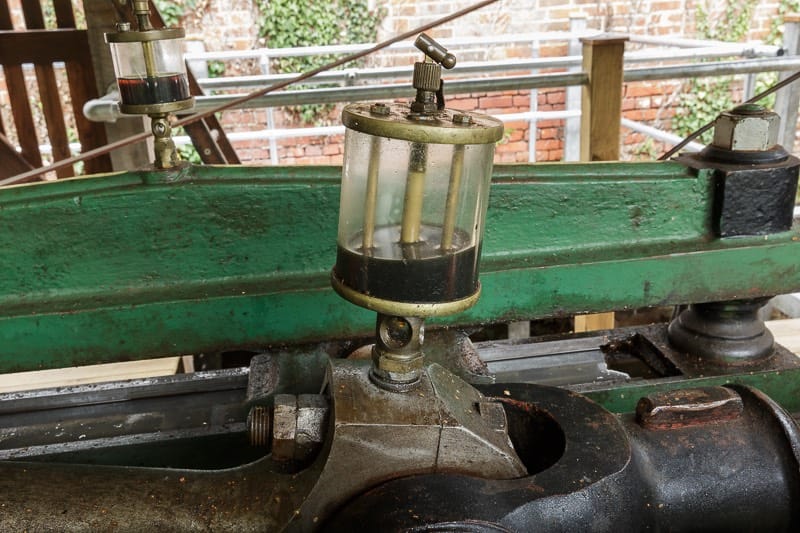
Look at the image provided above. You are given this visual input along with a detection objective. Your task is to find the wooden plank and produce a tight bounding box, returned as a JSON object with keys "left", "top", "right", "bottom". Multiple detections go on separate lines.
{"left": 22, "top": 0, "right": 72, "bottom": 178}
{"left": 0, "top": 29, "right": 89, "bottom": 64}
{"left": 184, "top": 72, "right": 241, "bottom": 164}
{"left": 65, "top": 58, "right": 113, "bottom": 174}
{"left": 574, "top": 35, "right": 628, "bottom": 333}
{"left": 0, "top": 357, "right": 181, "bottom": 393}
{"left": 574, "top": 313, "right": 615, "bottom": 332}
{"left": 0, "top": 5, "right": 42, "bottom": 168}
{"left": 0, "top": 66, "right": 42, "bottom": 169}
{"left": 766, "top": 318, "right": 800, "bottom": 356}
{"left": 52, "top": 0, "right": 77, "bottom": 27}
{"left": 0, "top": 132, "right": 36, "bottom": 179}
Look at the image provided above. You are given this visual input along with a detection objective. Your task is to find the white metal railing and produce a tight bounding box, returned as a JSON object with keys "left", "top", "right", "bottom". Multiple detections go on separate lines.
{"left": 77, "top": 28, "right": 797, "bottom": 164}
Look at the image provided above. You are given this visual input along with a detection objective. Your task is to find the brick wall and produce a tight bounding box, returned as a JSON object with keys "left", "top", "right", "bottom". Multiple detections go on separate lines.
{"left": 0, "top": 0, "right": 794, "bottom": 171}
{"left": 193, "top": 0, "right": 791, "bottom": 166}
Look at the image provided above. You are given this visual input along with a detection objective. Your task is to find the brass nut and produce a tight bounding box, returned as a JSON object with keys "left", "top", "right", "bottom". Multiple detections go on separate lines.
{"left": 369, "top": 103, "right": 390, "bottom": 116}
{"left": 712, "top": 105, "right": 780, "bottom": 151}
{"left": 452, "top": 113, "right": 473, "bottom": 125}
{"left": 374, "top": 352, "right": 424, "bottom": 374}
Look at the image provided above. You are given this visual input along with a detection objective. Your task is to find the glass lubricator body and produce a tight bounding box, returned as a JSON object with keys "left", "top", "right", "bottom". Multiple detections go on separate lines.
{"left": 331, "top": 35, "right": 504, "bottom": 317}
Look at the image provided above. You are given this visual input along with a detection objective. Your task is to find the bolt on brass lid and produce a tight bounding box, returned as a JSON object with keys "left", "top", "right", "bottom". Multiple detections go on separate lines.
{"left": 342, "top": 102, "right": 504, "bottom": 145}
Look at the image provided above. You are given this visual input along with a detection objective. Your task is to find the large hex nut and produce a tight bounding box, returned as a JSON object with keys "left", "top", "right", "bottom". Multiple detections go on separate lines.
{"left": 271, "top": 394, "right": 297, "bottom": 461}
{"left": 294, "top": 394, "right": 329, "bottom": 461}
{"left": 712, "top": 106, "right": 780, "bottom": 151}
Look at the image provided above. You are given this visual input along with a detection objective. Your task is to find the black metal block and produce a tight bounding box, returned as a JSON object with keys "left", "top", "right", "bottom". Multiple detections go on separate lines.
{"left": 714, "top": 162, "right": 799, "bottom": 236}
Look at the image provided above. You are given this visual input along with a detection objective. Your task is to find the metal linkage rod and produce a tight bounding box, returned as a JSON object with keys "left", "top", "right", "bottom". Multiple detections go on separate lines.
{"left": 0, "top": 0, "right": 502, "bottom": 187}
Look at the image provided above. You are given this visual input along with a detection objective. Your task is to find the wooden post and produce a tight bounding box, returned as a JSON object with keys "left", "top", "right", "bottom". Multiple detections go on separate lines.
{"left": 575, "top": 34, "right": 627, "bottom": 333}
{"left": 579, "top": 34, "right": 628, "bottom": 161}
{"left": 775, "top": 15, "right": 800, "bottom": 150}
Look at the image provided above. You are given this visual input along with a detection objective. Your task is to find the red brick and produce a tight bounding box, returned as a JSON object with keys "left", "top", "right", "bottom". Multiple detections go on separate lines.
{"left": 498, "top": 141, "right": 528, "bottom": 154}
{"left": 546, "top": 91, "right": 566, "bottom": 105}
{"left": 536, "top": 139, "right": 561, "bottom": 151}
{"left": 540, "top": 127, "right": 559, "bottom": 139}
{"left": 481, "top": 95, "right": 514, "bottom": 109}
{"left": 512, "top": 95, "right": 531, "bottom": 107}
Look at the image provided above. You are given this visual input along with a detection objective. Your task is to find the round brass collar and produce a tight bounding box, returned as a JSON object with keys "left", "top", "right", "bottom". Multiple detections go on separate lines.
{"left": 342, "top": 103, "right": 503, "bottom": 145}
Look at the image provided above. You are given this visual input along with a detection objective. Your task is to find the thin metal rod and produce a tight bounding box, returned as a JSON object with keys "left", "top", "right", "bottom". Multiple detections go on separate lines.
{"left": 362, "top": 136, "right": 381, "bottom": 251}
{"left": 401, "top": 143, "right": 427, "bottom": 244}
{"left": 0, "top": 0, "right": 502, "bottom": 187}
{"left": 441, "top": 145, "right": 465, "bottom": 251}
{"left": 659, "top": 69, "right": 800, "bottom": 160}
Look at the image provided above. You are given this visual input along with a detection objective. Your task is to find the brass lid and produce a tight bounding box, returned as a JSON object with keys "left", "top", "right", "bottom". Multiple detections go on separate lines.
{"left": 105, "top": 27, "right": 186, "bottom": 44}
{"left": 331, "top": 272, "right": 481, "bottom": 318}
{"left": 119, "top": 98, "right": 194, "bottom": 116}
{"left": 342, "top": 102, "right": 504, "bottom": 145}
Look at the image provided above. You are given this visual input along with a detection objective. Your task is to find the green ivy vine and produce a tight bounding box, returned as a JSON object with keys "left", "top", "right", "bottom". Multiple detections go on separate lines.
{"left": 255, "top": 0, "right": 384, "bottom": 124}
{"left": 673, "top": 0, "right": 755, "bottom": 143}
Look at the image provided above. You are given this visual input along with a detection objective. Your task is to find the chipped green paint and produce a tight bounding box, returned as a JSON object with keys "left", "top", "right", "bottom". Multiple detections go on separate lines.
{"left": 0, "top": 161, "right": 798, "bottom": 372}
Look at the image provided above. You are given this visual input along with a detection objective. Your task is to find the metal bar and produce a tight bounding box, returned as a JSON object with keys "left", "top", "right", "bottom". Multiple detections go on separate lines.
{"left": 564, "top": 16, "right": 586, "bottom": 162}
{"left": 624, "top": 57, "right": 800, "bottom": 82}
{"left": 621, "top": 118, "right": 705, "bottom": 152}
{"left": 0, "top": 368, "right": 248, "bottom": 414}
{"left": 196, "top": 48, "right": 780, "bottom": 91}
{"left": 362, "top": 136, "right": 381, "bottom": 250}
{"left": 169, "top": 111, "right": 579, "bottom": 147}
{"left": 191, "top": 72, "right": 589, "bottom": 111}
{"left": 183, "top": 31, "right": 598, "bottom": 62}
{"left": 627, "top": 34, "right": 780, "bottom": 55}
{"left": 441, "top": 145, "right": 465, "bottom": 250}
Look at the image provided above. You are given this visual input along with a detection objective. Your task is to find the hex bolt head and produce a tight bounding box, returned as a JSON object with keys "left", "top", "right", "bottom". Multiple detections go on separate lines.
{"left": 712, "top": 104, "right": 780, "bottom": 151}
{"left": 271, "top": 394, "right": 298, "bottom": 461}
{"left": 369, "top": 103, "right": 390, "bottom": 116}
{"left": 452, "top": 113, "right": 474, "bottom": 125}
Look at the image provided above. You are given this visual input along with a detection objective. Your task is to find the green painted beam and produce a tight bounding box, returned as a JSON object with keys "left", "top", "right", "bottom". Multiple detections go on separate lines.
{"left": 0, "top": 161, "right": 798, "bottom": 372}
{"left": 582, "top": 368, "right": 800, "bottom": 414}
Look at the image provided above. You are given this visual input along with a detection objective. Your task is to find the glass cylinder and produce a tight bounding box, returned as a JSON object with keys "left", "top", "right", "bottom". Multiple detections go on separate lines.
{"left": 106, "top": 27, "right": 192, "bottom": 113}
{"left": 332, "top": 103, "right": 503, "bottom": 317}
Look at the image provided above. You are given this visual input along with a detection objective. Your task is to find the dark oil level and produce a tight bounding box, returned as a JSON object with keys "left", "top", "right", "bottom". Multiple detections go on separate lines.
{"left": 118, "top": 73, "right": 190, "bottom": 106}
{"left": 335, "top": 244, "right": 481, "bottom": 304}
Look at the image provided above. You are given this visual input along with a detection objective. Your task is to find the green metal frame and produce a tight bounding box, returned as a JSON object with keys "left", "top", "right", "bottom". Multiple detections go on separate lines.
{"left": 0, "top": 161, "right": 798, "bottom": 373}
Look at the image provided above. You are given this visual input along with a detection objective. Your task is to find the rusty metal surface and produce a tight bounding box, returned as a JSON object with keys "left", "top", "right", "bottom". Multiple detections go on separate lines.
{"left": 635, "top": 386, "right": 743, "bottom": 430}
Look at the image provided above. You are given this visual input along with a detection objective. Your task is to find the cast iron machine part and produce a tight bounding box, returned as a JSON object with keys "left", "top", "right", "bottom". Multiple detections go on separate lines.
{"left": 105, "top": 0, "right": 194, "bottom": 168}
{"left": 669, "top": 104, "right": 800, "bottom": 370}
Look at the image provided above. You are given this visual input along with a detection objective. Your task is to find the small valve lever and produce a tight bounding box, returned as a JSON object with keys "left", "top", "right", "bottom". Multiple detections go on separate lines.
{"left": 414, "top": 33, "right": 457, "bottom": 69}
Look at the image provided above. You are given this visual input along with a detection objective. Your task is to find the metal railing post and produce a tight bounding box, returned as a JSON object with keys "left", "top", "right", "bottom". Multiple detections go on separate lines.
{"left": 528, "top": 38, "right": 539, "bottom": 162}
{"left": 775, "top": 15, "right": 800, "bottom": 149}
{"left": 260, "top": 52, "right": 280, "bottom": 165}
{"left": 564, "top": 15, "right": 586, "bottom": 161}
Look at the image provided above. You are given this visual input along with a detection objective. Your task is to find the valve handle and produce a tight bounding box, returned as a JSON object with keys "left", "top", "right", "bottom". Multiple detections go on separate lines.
{"left": 414, "top": 33, "right": 457, "bottom": 69}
